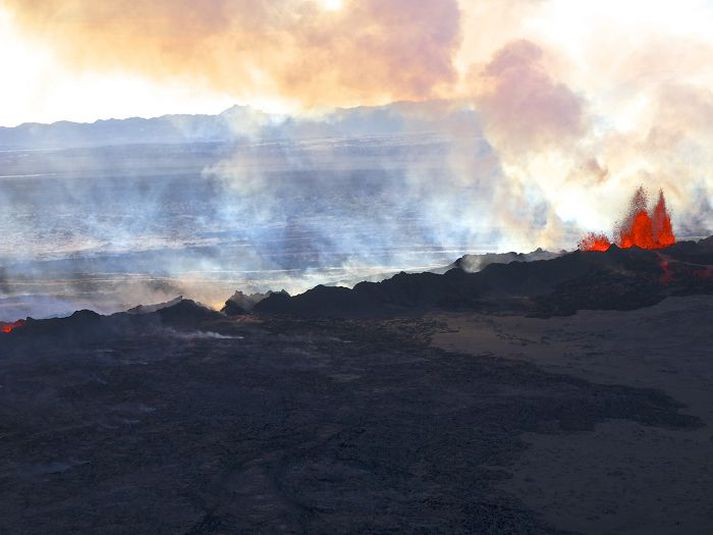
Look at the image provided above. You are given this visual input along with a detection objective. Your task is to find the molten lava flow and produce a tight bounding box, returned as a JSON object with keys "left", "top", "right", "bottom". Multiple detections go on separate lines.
{"left": 619, "top": 210, "right": 656, "bottom": 249}
{"left": 578, "top": 233, "right": 611, "bottom": 252}
{"left": 1, "top": 320, "right": 25, "bottom": 334}
{"left": 580, "top": 187, "right": 676, "bottom": 251}
{"left": 651, "top": 190, "right": 675, "bottom": 247}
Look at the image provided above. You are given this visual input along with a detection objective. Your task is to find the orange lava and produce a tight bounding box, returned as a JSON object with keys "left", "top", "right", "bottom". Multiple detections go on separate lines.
{"left": 651, "top": 190, "right": 676, "bottom": 248}
{"left": 580, "top": 187, "right": 676, "bottom": 251}
{"left": 578, "top": 233, "right": 612, "bottom": 252}
{"left": 1, "top": 320, "right": 26, "bottom": 334}
{"left": 619, "top": 210, "right": 656, "bottom": 249}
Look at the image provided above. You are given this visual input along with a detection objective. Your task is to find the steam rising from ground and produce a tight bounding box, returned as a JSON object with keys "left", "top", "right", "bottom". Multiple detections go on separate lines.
{"left": 0, "top": 112, "right": 508, "bottom": 320}
{"left": 1, "top": 0, "right": 713, "bottom": 318}
{"left": 3, "top": 0, "right": 713, "bottom": 237}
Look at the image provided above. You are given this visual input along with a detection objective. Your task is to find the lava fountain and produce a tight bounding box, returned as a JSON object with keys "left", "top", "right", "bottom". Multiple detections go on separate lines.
{"left": 579, "top": 187, "right": 676, "bottom": 251}
{"left": 578, "top": 233, "right": 612, "bottom": 252}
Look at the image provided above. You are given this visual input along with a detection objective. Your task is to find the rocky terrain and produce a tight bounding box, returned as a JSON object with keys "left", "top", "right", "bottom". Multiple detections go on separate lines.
{"left": 433, "top": 295, "right": 713, "bottom": 533}
{"left": 255, "top": 237, "right": 713, "bottom": 317}
{"left": 1, "top": 238, "right": 713, "bottom": 533}
{"left": 0, "top": 310, "right": 703, "bottom": 534}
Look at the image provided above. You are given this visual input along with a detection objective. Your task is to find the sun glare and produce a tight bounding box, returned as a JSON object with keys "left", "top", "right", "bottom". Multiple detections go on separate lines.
{"left": 0, "top": 8, "right": 236, "bottom": 126}
{"left": 320, "top": 0, "right": 344, "bottom": 12}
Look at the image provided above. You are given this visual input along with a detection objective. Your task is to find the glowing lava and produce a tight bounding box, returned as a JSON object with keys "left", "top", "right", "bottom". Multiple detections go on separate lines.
{"left": 579, "top": 187, "right": 676, "bottom": 251}
{"left": 651, "top": 190, "right": 676, "bottom": 248}
{"left": 578, "top": 233, "right": 611, "bottom": 252}
{"left": 1, "top": 320, "right": 25, "bottom": 334}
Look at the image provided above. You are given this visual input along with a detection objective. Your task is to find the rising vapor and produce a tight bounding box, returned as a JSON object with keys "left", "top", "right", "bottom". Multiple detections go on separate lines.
{"left": 1, "top": 0, "right": 713, "bottom": 318}
{"left": 5, "top": 0, "right": 713, "bottom": 240}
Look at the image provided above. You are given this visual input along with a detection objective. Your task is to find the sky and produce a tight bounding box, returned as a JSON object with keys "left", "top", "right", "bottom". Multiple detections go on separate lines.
{"left": 0, "top": 0, "right": 712, "bottom": 242}
{"left": 2, "top": 0, "right": 712, "bottom": 125}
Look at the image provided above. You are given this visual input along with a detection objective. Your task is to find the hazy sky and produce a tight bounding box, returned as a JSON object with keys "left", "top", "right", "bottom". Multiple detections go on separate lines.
{"left": 3, "top": 0, "right": 713, "bottom": 240}
{"left": 2, "top": 0, "right": 713, "bottom": 126}
{"left": 0, "top": 0, "right": 712, "bottom": 313}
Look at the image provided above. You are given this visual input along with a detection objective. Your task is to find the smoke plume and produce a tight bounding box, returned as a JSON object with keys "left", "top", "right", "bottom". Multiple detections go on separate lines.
{"left": 1, "top": 0, "right": 713, "bottom": 319}
{"left": 3, "top": 0, "right": 462, "bottom": 108}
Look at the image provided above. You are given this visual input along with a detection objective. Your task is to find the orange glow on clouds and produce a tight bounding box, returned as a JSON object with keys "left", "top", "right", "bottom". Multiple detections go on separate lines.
{"left": 1, "top": 0, "right": 713, "bottom": 245}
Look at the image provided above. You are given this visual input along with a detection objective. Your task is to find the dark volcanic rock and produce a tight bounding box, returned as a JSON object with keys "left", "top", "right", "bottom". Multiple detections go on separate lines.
{"left": 221, "top": 299, "right": 248, "bottom": 316}
{"left": 221, "top": 290, "right": 289, "bottom": 316}
{"left": 154, "top": 299, "right": 223, "bottom": 328}
{"left": 0, "top": 316, "right": 700, "bottom": 533}
{"left": 450, "top": 247, "right": 563, "bottom": 273}
{"left": 16, "top": 310, "right": 117, "bottom": 342}
{"left": 666, "top": 236, "right": 713, "bottom": 265}
{"left": 127, "top": 296, "right": 184, "bottom": 315}
{"left": 256, "top": 237, "right": 713, "bottom": 318}
{"left": 4, "top": 299, "right": 223, "bottom": 346}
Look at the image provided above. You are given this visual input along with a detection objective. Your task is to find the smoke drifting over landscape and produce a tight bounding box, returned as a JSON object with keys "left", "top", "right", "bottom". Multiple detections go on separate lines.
{"left": 9, "top": 0, "right": 712, "bottom": 231}
{"left": 4, "top": 5, "right": 713, "bottom": 534}
{"left": 1, "top": 0, "right": 713, "bottom": 318}
{"left": 3, "top": 0, "right": 462, "bottom": 106}
{"left": 0, "top": 104, "right": 505, "bottom": 320}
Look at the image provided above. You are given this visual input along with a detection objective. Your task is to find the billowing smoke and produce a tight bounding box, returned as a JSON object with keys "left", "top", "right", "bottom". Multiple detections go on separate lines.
{"left": 0, "top": 102, "right": 508, "bottom": 320}
{"left": 1, "top": 0, "right": 713, "bottom": 320}
{"left": 3, "top": 0, "right": 461, "bottom": 107}
{"left": 464, "top": 23, "right": 713, "bottom": 249}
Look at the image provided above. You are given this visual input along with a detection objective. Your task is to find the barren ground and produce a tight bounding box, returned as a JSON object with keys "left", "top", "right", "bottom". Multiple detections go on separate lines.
{"left": 0, "top": 297, "right": 709, "bottom": 533}
{"left": 432, "top": 295, "right": 713, "bottom": 534}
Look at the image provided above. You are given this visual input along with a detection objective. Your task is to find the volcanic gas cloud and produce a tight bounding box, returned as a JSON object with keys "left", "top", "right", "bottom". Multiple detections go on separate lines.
{"left": 579, "top": 187, "right": 676, "bottom": 252}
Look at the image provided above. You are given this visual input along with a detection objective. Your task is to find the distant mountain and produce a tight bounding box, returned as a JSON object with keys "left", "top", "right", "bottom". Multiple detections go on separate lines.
{"left": 0, "top": 100, "right": 479, "bottom": 150}
{"left": 0, "top": 113, "right": 236, "bottom": 149}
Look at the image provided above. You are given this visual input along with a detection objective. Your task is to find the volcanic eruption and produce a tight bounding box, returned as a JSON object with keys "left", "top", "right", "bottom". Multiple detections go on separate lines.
{"left": 1, "top": 320, "right": 25, "bottom": 334}
{"left": 579, "top": 187, "right": 676, "bottom": 251}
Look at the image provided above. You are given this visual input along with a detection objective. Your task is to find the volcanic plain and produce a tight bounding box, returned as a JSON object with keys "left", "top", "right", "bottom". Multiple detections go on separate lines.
{"left": 1, "top": 239, "right": 712, "bottom": 534}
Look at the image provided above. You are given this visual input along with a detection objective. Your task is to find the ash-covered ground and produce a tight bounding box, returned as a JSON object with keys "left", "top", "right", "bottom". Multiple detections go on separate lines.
{"left": 0, "top": 312, "right": 704, "bottom": 534}
{"left": 1, "top": 240, "right": 713, "bottom": 534}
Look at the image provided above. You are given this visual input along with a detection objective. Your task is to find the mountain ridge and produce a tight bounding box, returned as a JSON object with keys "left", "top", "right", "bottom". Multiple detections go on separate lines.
{"left": 0, "top": 100, "right": 478, "bottom": 150}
